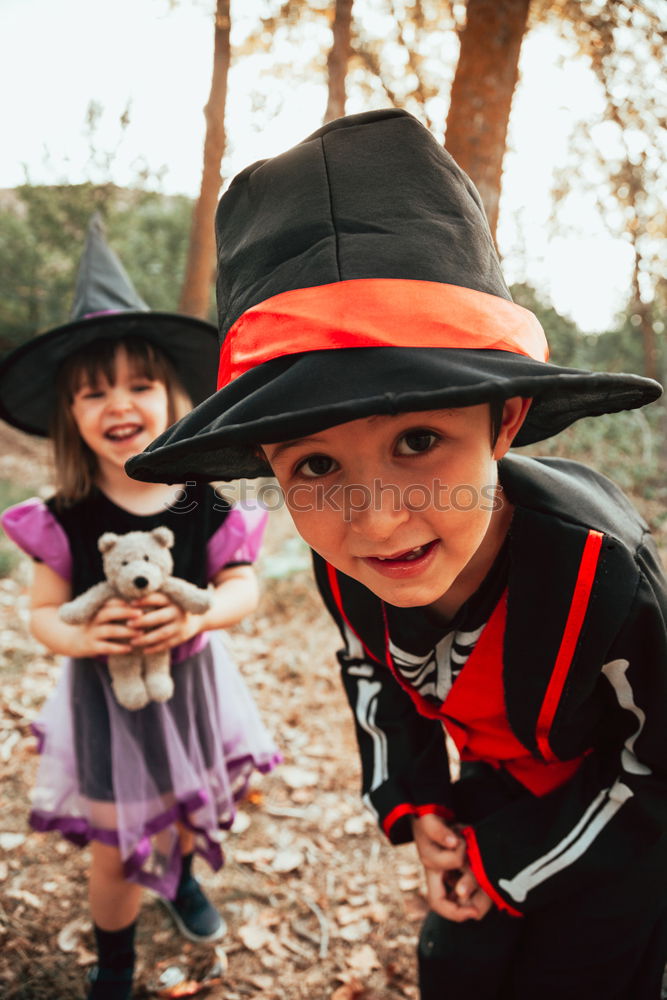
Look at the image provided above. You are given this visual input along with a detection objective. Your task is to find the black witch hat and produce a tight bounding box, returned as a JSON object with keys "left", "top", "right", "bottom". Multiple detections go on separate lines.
{"left": 0, "top": 213, "right": 219, "bottom": 436}
{"left": 126, "top": 109, "right": 660, "bottom": 484}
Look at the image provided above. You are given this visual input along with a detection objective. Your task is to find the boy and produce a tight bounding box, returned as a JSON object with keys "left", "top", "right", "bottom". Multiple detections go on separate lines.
{"left": 128, "top": 110, "right": 667, "bottom": 998}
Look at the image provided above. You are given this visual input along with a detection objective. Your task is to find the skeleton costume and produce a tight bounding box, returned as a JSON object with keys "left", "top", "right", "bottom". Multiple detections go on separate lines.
{"left": 125, "top": 111, "right": 667, "bottom": 997}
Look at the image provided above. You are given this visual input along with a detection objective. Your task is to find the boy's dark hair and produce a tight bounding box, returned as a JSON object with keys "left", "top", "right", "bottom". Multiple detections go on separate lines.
{"left": 490, "top": 398, "right": 505, "bottom": 446}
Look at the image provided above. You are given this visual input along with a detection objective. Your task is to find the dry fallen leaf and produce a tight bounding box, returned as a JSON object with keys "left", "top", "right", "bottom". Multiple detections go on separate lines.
{"left": 238, "top": 923, "right": 276, "bottom": 951}
{"left": 280, "top": 766, "right": 319, "bottom": 789}
{"left": 346, "top": 944, "right": 381, "bottom": 976}
{"left": 343, "top": 815, "right": 371, "bottom": 835}
{"left": 0, "top": 832, "right": 26, "bottom": 851}
{"left": 156, "top": 980, "right": 217, "bottom": 998}
{"left": 402, "top": 894, "right": 429, "bottom": 923}
{"left": 331, "top": 978, "right": 367, "bottom": 1000}
{"left": 339, "top": 919, "right": 372, "bottom": 942}
{"left": 57, "top": 917, "right": 92, "bottom": 953}
{"left": 246, "top": 973, "right": 275, "bottom": 990}
{"left": 75, "top": 946, "right": 97, "bottom": 967}
{"left": 7, "top": 888, "right": 42, "bottom": 909}
{"left": 271, "top": 847, "right": 304, "bottom": 873}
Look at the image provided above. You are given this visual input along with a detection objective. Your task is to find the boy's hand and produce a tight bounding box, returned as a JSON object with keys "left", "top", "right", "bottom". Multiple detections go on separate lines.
{"left": 445, "top": 863, "right": 493, "bottom": 920}
{"left": 411, "top": 814, "right": 492, "bottom": 922}
{"left": 127, "top": 593, "right": 203, "bottom": 653}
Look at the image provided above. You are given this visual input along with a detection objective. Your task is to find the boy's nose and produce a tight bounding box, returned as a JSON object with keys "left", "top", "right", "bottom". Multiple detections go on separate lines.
{"left": 346, "top": 481, "right": 410, "bottom": 539}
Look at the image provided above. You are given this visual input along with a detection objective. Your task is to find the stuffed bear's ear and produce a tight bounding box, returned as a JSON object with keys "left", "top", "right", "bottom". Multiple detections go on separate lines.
{"left": 98, "top": 533, "right": 119, "bottom": 553}
{"left": 151, "top": 526, "right": 174, "bottom": 549}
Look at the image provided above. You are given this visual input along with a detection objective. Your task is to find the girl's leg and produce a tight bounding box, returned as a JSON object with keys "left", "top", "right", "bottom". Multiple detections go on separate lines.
{"left": 87, "top": 841, "right": 141, "bottom": 1000}
{"left": 177, "top": 822, "right": 195, "bottom": 856}
{"left": 89, "top": 840, "right": 142, "bottom": 930}
{"left": 161, "top": 823, "right": 226, "bottom": 942}
{"left": 417, "top": 908, "right": 523, "bottom": 1000}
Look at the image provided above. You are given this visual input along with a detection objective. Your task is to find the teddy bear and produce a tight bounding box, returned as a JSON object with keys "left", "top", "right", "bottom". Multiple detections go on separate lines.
{"left": 59, "top": 526, "right": 212, "bottom": 711}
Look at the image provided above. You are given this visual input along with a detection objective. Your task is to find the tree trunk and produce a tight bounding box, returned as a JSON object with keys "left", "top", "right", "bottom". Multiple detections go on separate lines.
{"left": 445, "top": 0, "right": 531, "bottom": 240}
{"left": 178, "top": 0, "right": 231, "bottom": 319}
{"left": 324, "top": 0, "right": 354, "bottom": 123}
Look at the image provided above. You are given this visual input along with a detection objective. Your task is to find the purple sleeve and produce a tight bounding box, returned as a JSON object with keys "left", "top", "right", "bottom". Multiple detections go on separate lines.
{"left": 206, "top": 503, "right": 268, "bottom": 580}
{"left": 1, "top": 498, "right": 72, "bottom": 582}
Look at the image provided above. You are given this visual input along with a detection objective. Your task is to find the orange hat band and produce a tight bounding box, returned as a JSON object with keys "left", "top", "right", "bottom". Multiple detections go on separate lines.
{"left": 217, "top": 278, "right": 549, "bottom": 389}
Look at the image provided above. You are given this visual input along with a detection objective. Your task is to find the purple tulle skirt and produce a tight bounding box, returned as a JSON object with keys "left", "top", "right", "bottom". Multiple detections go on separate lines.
{"left": 29, "top": 633, "right": 281, "bottom": 898}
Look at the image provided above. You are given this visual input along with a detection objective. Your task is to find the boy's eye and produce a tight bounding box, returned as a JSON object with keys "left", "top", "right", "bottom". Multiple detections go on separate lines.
{"left": 296, "top": 454, "right": 337, "bottom": 478}
{"left": 396, "top": 430, "right": 439, "bottom": 456}
{"left": 80, "top": 389, "right": 104, "bottom": 400}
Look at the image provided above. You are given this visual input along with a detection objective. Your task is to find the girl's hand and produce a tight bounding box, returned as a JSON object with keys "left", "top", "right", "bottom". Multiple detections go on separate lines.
{"left": 412, "top": 814, "right": 490, "bottom": 922}
{"left": 127, "top": 593, "right": 202, "bottom": 653}
{"left": 73, "top": 597, "right": 143, "bottom": 659}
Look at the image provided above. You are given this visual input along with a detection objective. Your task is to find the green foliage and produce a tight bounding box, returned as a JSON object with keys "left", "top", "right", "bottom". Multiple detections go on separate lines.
{"left": 0, "top": 186, "right": 194, "bottom": 354}
{"left": 522, "top": 406, "right": 663, "bottom": 495}
{"left": 510, "top": 282, "right": 584, "bottom": 368}
{"left": 0, "top": 479, "right": 36, "bottom": 578}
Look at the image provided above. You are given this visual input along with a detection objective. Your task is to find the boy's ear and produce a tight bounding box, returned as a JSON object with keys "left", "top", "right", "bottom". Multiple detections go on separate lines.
{"left": 493, "top": 397, "right": 532, "bottom": 460}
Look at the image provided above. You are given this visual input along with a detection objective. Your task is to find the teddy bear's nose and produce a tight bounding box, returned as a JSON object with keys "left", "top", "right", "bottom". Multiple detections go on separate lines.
{"left": 133, "top": 576, "right": 149, "bottom": 589}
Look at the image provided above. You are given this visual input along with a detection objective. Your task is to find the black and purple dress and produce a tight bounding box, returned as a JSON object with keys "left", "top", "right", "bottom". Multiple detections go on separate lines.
{"left": 1, "top": 485, "right": 281, "bottom": 898}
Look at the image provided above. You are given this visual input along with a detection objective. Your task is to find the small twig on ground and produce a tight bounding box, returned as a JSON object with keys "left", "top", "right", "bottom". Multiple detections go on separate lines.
{"left": 303, "top": 897, "right": 330, "bottom": 959}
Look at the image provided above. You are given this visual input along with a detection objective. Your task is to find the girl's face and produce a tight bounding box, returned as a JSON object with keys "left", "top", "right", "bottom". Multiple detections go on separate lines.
{"left": 70, "top": 347, "right": 169, "bottom": 476}
{"left": 262, "top": 400, "right": 529, "bottom": 614}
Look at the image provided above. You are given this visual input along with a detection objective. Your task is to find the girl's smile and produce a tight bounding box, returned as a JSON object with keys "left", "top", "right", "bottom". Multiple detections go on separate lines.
{"left": 262, "top": 399, "right": 530, "bottom": 618}
{"left": 70, "top": 348, "right": 170, "bottom": 473}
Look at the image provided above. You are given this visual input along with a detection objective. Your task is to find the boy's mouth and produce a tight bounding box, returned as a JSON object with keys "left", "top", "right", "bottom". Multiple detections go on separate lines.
{"left": 375, "top": 542, "right": 434, "bottom": 562}
{"left": 363, "top": 539, "right": 439, "bottom": 577}
{"left": 105, "top": 423, "right": 143, "bottom": 442}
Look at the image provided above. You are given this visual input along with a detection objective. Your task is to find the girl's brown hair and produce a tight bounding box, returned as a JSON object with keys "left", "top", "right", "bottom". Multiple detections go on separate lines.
{"left": 51, "top": 336, "right": 191, "bottom": 507}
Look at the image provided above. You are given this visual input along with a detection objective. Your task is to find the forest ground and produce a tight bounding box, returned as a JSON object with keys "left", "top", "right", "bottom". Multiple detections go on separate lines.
{"left": 0, "top": 423, "right": 665, "bottom": 1000}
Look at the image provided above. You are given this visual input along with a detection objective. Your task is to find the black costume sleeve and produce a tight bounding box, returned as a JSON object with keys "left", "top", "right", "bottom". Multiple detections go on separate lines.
{"left": 313, "top": 554, "right": 454, "bottom": 843}
{"left": 463, "top": 537, "right": 667, "bottom": 916}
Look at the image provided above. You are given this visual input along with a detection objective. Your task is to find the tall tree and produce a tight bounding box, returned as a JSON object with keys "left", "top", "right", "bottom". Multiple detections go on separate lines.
{"left": 445, "top": 0, "right": 532, "bottom": 240}
{"left": 324, "top": 0, "right": 355, "bottom": 122}
{"left": 178, "top": 0, "right": 231, "bottom": 320}
{"left": 550, "top": 0, "right": 666, "bottom": 380}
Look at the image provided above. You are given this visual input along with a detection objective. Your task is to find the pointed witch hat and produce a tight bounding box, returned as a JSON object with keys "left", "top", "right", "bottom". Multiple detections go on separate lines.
{"left": 126, "top": 109, "right": 661, "bottom": 484}
{"left": 0, "top": 213, "right": 219, "bottom": 436}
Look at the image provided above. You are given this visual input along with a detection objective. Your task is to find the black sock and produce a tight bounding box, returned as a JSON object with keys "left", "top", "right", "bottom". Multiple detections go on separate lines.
{"left": 178, "top": 851, "right": 195, "bottom": 894}
{"left": 93, "top": 920, "right": 136, "bottom": 971}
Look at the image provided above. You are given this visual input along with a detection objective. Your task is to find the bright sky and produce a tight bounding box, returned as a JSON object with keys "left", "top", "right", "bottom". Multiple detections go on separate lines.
{"left": 0, "top": 0, "right": 637, "bottom": 332}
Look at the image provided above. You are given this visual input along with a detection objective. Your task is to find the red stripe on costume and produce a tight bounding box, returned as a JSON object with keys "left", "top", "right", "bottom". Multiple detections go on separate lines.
{"left": 217, "top": 279, "right": 549, "bottom": 387}
{"left": 326, "top": 563, "right": 382, "bottom": 665}
{"left": 382, "top": 803, "right": 416, "bottom": 837}
{"left": 461, "top": 826, "right": 523, "bottom": 918}
{"left": 414, "top": 803, "right": 454, "bottom": 820}
{"left": 535, "top": 530, "right": 604, "bottom": 761}
{"left": 382, "top": 802, "right": 454, "bottom": 838}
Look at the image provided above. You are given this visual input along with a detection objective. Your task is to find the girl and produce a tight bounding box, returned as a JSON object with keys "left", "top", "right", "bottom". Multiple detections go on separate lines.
{"left": 127, "top": 111, "right": 667, "bottom": 999}
{"left": 0, "top": 217, "right": 280, "bottom": 1000}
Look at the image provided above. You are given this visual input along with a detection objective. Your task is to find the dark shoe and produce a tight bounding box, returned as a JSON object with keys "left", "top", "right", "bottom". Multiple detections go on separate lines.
{"left": 161, "top": 877, "right": 226, "bottom": 943}
{"left": 87, "top": 964, "right": 134, "bottom": 1000}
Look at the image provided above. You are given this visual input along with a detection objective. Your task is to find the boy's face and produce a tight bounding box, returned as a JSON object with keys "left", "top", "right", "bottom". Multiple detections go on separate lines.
{"left": 262, "top": 399, "right": 529, "bottom": 614}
